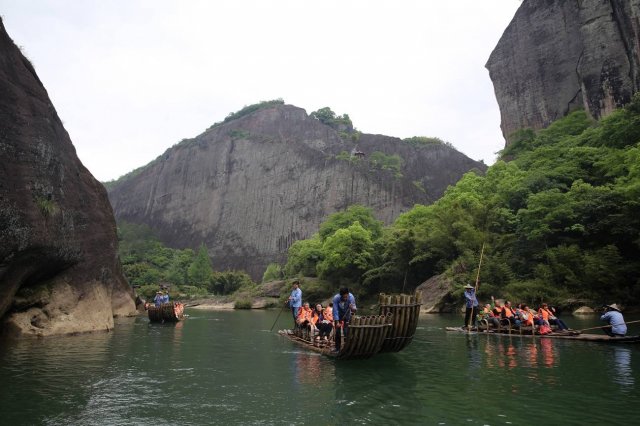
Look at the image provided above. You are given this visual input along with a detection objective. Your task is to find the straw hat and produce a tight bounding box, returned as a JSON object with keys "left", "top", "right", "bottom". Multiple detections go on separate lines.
{"left": 606, "top": 303, "right": 621, "bottom": 312}
{"left": 464, "top": 284, "right": 474, "bottom": 289}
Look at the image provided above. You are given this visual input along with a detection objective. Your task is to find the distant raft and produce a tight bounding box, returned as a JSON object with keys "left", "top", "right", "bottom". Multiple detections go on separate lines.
{"left": 147, "top": 302, "right": 185, "bottom": 323}
{"left": 445, "top": 326, "right": 640, "bottom": 343}
{"left": 278, "top": 292, "right": 421, "bottom": 360}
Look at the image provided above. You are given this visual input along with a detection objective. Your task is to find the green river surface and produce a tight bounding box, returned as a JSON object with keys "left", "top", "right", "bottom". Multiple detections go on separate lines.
{"left": 1, "top": 309, "right": 638, "bottom": 425}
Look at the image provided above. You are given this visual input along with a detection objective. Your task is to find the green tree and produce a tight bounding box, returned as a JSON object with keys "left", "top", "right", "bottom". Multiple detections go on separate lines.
{"left": 188, "top": 244, "right": 213, "bottom": 288}
{"left": 317, "top": 221, "right": 374, "bottom": 283}
{"left": 210, "top": 271, "right": 255, "bottom": 295}
{"left": 262, "top": 263, "right": 283, "bottom": 283}
{"left": 284, "top": 234, "right": 323, "bottom": 277}
{"left": 318, "top": 205, "right": 383, "bottom": 241}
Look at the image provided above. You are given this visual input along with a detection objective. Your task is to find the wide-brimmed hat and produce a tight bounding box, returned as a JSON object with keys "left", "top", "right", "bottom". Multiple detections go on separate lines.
{"left": 606, "top": 303, "right": 621, "bottom": 312}
{"left": 464, "top": 284, "right": 474, "bottom": 289}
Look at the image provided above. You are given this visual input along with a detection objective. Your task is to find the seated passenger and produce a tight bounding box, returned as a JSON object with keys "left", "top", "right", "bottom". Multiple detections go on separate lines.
{"left": 492, "top": 300, "right": 503, "bottom": 318}
{"left": 478, "top": 303, "right": 499, "bottom": 328}
{"left": 501, "top": 301, "right": 521, "bottom": 327}
{"left": 296, "top": 302, "right": 314, "bottom": 336}
{"left": 312, "top": 304, "right": 333, "bottom": 342}
{"left": 538, "top": 303, "right": 568, "bottom": 330}
{"left": 520, "top": 305, "right": 535, "bottom": 328}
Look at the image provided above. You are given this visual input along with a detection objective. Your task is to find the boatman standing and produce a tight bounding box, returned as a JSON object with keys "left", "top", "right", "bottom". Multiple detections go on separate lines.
{"left": 601, "top": 304, "right": 627, "bottom": 337}
{"left": 333, "top": 287, "right": 357, "bottom": 353}
{"left": 463, "top": 284, "right": 478, "bottom": 329}
{"left": 288, "top": 280, "right": 302, "bottom": 329}
{"left": 154, "top": 290, "right": 163, "bottom": 307}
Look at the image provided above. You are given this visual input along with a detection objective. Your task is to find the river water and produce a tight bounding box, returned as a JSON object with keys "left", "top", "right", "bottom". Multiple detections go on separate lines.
{"left": 1, "top": 310, "right": 638, "bottom": 425}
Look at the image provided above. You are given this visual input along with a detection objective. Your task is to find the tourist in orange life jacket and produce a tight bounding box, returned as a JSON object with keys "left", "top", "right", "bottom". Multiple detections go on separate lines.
{"left": 312, "top": 303, "right": 333, "bottom": 341}
{"left": 501, "top": 301, "right": 521, "bottom": 327}
{"left": 478, "top": 303, "right": 500, "bottom": 328}
{"left": 520, "top": 305, "right": 535, "bottom": 327}
{"left": 492, "top": 299, "right": 503, "bottom": 318}
{"left": 296, "top": 302, "right": 314, "bottom": 335}
{"left": 463, "top": 284, "right": 479, "bottom": 328}
{"left": 538, "top": 303, "right": 568, "bottom": 330}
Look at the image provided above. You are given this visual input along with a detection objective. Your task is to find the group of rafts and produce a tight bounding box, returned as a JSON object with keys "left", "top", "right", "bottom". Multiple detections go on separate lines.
{"left": 278, "top": 293, "right": 422, "bottom": 360}
{"left": 446, "top": 319, "right": 640, "bottom": 343}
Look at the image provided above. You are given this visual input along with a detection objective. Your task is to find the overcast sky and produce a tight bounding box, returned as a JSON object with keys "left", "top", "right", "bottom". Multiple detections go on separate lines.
{"left": 1, "top": 0, "right": 520, "bottom": 182}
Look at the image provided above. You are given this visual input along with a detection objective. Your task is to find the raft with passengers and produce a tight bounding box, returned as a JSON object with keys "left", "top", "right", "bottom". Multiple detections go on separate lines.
{"left": 278, "top": 292, "right": 421, "bottom": 360}
{"left": 145, "top": 289, "right": 185, "bottom": 323}
{"left": 147, "top": 302, "right": 185, "bottom": 323}
{"left": 448, "top": 289, "right": 640, "bottom": 343}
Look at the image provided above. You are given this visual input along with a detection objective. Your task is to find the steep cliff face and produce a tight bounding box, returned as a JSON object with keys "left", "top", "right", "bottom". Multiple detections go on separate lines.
{"left": 108, "top": 104, "right": 485, "bottom": 279}
{"left": 487, "top": 0, "right": 640, "bottom": 145}
{"left": 0, "top": 19, "right": 137, "bottom": 337}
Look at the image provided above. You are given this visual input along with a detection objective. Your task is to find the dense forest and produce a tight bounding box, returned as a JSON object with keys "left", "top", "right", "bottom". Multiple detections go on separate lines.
{"left": 118, "top": 96, "right": 640, "bottom": 308}
{"left": 283, "top": 96, "right": 640, "bottom": 307}
{"left": 117, "top": 222, "right": 257, "bottom": 302}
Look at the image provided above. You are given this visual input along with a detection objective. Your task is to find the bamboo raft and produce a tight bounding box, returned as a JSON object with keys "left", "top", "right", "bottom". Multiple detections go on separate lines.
{"left": 445, "top": 326, "right": 640, "bottom": 343}
{"left": 147, "top": 302, "right": 185, "bottom": 323}
{"left": 278, "top": 293, "right": 421, "bottom": 360}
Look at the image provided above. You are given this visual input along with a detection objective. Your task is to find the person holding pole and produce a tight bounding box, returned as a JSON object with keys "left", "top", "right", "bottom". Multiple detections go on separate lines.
{"left": 463, "top": 284, "right": 479, "bottom": 329}
{"left": 333, "top": 287, "right": 357, "bottom": 353}
{"left": 600, "top": 304, "right": 627, "bottom": 337}
{"left": 287, "top": 280, "right": 302, "bottom": 329}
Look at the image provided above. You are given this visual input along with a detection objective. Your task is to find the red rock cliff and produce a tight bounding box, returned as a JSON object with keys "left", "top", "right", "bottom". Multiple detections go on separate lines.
{"left": 0, "top": 18, "right": 137, "bottom": 337}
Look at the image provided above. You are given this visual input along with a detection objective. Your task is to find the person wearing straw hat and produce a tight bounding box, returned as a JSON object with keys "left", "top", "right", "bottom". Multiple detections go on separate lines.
{"left": 153, "top": 290, "right": 164, "bottom": 307}
{"left": 600, "top": 304, "right": 627, "bottom": 337}
{"left": 463, "top": 284, "right": 478, "bottom": 329}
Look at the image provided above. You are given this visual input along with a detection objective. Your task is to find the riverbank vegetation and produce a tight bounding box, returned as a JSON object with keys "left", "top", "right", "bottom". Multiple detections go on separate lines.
{"left": 118, "top": 97, "right": 640, "bottom": 310}
{"left": 117, "top": 222, "right": 257, "bottom": 302}
{"left": 284, "top": 96, "right": 640, "bottom": 308}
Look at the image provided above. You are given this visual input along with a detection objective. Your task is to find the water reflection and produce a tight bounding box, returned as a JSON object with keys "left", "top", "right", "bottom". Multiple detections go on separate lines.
{"left": 610, "top": 347, "right": 634, "bottom": 390}
{"left": 465, "top": 334, "right": 481, "bottom": 374}
{"left": 540, "top": 338, "right": 556, "bottom": 368}
{"left": 292, "top": 351, "right": 325, "bottom": 386}
{"left": 332, "top": 356, "right": 420, "bottom": 424}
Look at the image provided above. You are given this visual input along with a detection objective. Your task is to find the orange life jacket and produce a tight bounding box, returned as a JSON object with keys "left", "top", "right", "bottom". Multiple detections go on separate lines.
{"left": 523, "top": 310, "right": 534, "bottom": 326}
{"left": 503, "top": 306, "right": 514, "bottom": 318}
{"left": 538, "top": 308, "right": 553, "bottom": 321}
{"left": 296, "top": 306, "right": 313, "bottom": 324}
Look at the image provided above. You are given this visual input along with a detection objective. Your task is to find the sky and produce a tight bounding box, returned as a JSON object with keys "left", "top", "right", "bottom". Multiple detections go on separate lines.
{"left": 1, "top": 0, "right": 521, "bottom": 182}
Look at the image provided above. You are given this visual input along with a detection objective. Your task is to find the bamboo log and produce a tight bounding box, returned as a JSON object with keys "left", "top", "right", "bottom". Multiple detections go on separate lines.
{"left": 363, "top": 316, "right": 377, "bottom": 355}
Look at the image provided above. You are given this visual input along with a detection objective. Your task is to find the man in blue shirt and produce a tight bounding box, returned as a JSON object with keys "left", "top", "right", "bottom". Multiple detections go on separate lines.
{"left": 288, "top": 280, "right": 302, "bottom": 328}
{"left": 463, "top": 284, "right": 479, "bottom": 328}
{"left": 153, "top": 291, "right": 163, "bottom": 307}
{"left": 601, "top": 304, "right": 627, "bottom": 337}
{"left": 333, "top": 287, "right": 357, "bottom": 352}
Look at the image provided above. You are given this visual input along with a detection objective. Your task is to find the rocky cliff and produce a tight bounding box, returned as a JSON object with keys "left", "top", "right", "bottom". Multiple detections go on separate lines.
{"left": 487, "top": 0, "right": 640, "bottom": 145}
{"left": 107, "top": 104, "right": 485, "bottom": 280}
{"left": 0, "top": 18, "right": 137, "bottom": 337}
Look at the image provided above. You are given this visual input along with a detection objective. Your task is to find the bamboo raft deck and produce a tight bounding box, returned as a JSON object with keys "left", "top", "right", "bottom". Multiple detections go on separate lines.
{"left": 278, "top": 293, "right": 421, "bottom": 360}
{"left": 147, "top": 302, "right": 185, "bottom": 323}
{"left": 445, "top": 326, "right": 640, "bottom": 343}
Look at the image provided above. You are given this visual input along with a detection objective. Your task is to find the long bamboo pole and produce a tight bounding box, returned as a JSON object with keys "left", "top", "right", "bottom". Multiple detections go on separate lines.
{"left": 467, "top": 243, "right": 485, "bottom": 330}
{"left": 575, "top": 319, "right": 640, "bottom": 333}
